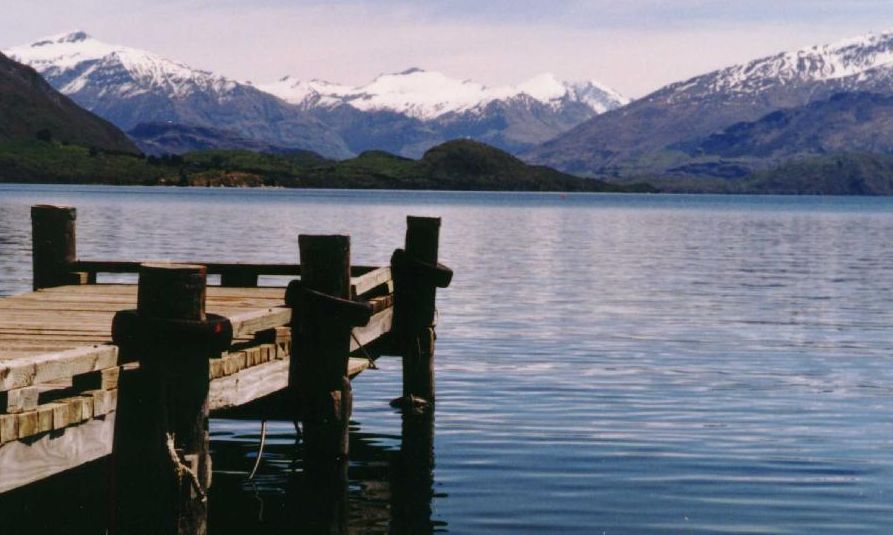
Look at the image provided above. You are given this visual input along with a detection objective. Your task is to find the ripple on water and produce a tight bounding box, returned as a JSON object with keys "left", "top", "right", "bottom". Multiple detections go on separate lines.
{"left": 1, "top": 186, "right": 892, "bottom": 533}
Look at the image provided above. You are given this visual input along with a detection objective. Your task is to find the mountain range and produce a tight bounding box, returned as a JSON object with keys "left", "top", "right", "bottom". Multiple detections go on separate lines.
{"left": 526, "top": 30, "right": 893, "bottom": 178}
{"left": 9, "top": 28, "right": 893, "bottom": 194}
{"left": 5, "top": 32, "right": 626, "bottom": 158}
{"left": 0, "top": 50, "right": 136, "bottom": 153}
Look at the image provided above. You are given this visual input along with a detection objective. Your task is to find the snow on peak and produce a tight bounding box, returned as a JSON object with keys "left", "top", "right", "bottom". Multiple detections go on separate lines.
{"left": 31, "top": 30, "right": 91, "bottom": 47}
{"left": 4, "top": 32, "right": 238, "bottom": 99}
{"left": 514, "top": 73, "right": 568, "bottom": 101}
{"left": 678, "top": 29, "right": 893, "bottom": 97}
{"left": 259, "top": 69, "right": 627, "bottom": 119}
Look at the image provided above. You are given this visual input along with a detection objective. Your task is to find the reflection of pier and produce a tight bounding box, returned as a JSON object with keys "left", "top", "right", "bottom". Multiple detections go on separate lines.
{"left": 204, "top": 410, "right": 440, "bottom": 534}
{"left": 0, "top": 205, "right": 451, "bottom": 533}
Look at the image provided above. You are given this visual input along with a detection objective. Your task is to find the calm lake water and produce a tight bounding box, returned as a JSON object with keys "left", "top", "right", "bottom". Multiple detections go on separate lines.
{"left": 1, "top": 184, "right": 893, "bottom": 534}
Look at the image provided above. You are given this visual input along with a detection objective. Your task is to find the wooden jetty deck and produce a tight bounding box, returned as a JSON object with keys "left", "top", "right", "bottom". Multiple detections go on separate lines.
{"left": 0, "top": 205, "right": 451, "bottom": 534}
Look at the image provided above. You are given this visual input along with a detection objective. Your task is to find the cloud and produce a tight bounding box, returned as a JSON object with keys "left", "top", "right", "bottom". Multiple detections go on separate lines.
{"left": 3, "top": 1, "right": 893, "bottom": 97}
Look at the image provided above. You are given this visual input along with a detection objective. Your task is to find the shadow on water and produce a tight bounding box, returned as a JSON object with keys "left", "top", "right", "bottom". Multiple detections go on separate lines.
{"left": 208, "top": 411, "right": 443, "bottom": 534}
{"left": 0, "top": 412, "right": 443, "bottom": 534}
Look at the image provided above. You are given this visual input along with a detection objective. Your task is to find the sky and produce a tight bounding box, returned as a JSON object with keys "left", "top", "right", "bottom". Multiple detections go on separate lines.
{"left": 3, "top": 0, "right": 893, "bottom": 98}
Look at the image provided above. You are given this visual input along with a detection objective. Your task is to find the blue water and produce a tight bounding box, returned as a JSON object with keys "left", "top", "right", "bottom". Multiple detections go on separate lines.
{"left": 1, "top": 184, "right": 893, "bottom": 533}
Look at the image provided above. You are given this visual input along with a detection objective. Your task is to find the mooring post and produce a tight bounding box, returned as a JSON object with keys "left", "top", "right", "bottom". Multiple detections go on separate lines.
{"left": 31, "top": 204, "right": 85, "bottom": 290}
{"left": 111, "top": 263, "right": 232, "bottom": 535}
{"left": 391, "top": 216, "right": 452, "bottom": 409}
{"left": 287, "top": 235, "right": 371, "bottom": 462}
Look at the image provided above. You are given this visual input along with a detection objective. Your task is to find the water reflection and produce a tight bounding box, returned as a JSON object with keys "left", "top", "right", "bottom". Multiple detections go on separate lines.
{"left": 208, "top": 412, "right": 440, "bottom": 534}
{"left": 5, "top": 187, "right": 893, "bottom": 533}
{"left": 390, "top": 413, "right": 436, "bottom": 534}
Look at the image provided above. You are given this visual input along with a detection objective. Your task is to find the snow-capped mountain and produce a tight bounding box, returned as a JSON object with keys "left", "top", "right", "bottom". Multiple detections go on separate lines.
{"left": 258, "top": 69, "right": 626, "bottom": 157}
{"left": 664, "top": 30, "right": 893, "bottom": 102}
{"left": 4, "top": 31, "right": 351, "bottom": 157}
{"left": 259, "top": 69, "right": 627, "bottom": 119}
{"left": 7, "top": 31, "right": 237, "bottom": 99}
{"left": 6, "top": 31, "right": 626, "bottom": 158}
{"left": 528, "top": 30, "right": 893, "bottom": 176}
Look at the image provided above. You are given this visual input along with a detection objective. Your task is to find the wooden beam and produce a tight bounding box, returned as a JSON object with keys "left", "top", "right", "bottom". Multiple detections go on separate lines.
{"left": 0, "top": 386, "right": 39, "bottom": 413}
{"left": 209, "top": 358, "right": 370, "bottom": 413}
{"left": 350, "top": 307, "right": 394, "bottom": 352}
{"left": 0, "top": 345, "right": 118, "bottom": 392}
{"left": 350, "top": 266, "right": 392, "bottom": 298}
{"left": 72, "top": 367, "right": 121, "bottom": 391}
{"left": 227, "top": 307, "right": 292, "bottom": 338}
{"left": 72, "top": 261, "right": 385, "bottom": 279}
{"left": 0, "top": 413, "right": 116, "bottom": 495}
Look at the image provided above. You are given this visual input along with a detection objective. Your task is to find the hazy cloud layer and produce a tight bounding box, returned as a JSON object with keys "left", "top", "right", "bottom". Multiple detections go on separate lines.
{"left": 3, "top": 0, "right": 893, "bottom": 97}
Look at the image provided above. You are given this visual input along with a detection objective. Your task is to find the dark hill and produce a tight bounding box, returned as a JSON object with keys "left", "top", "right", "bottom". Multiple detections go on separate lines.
{"left": 680, "top": 93, "right": 893, "bottom": 161}
{"left": 128, "top": 122, "right": 301, "bottom": 156}
{"left": 282, "top": 139, "right": 654, "bottom": 191}
{"left": 0, "top": 138, "right": 655, "bottom": 192}
{"left": 0, "top": 52, "right": 138, "bottom": 153}
{"left": 742, "top": 153, "right": 893, "bottom": 195}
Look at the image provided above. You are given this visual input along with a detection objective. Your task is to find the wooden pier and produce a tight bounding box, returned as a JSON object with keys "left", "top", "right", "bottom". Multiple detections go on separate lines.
{"left": 0, "top": 205, "right": 451, "bottom": 534}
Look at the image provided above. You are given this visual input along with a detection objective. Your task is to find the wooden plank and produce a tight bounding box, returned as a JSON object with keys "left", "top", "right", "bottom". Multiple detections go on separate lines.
{"left": 227, "top": 307, "right": 292, "bottom": 338}
{"left": 1, "top": 387, "right": 39, "bottom": 413}
{"left": 72, "top": 367, "right": 121, "bottom": 391}
{"left": 0, "top": 413, "right": 116, "bottom": 494}
{"left": 63, "top": 397, "right": 86, "bottom": 425}
{"left": 36, "top": 405, "right": 55, "bottom": 434}
{"left": 16, "top": 411, "right": 39, "bottom": 438}
{"left": 209, "top": 359, "right": 289, "bottom": 411}
{"left": 0, "top": 345, "right": 118, "bottom": 392}
{"left": 33, "top": 284, "right": 286, "bottom": 300}
{"left": 351, "top": 266, "right": 392, "bottom": 298}
{"left": 72, "top": 260, "right": 382, "bottom": 278}
{"left": 0, "top": 413, "right": 17, "bottom": 444}
{"left": 208, "top": 357, "right": 369, "bottom": 412}
{"left": 73, "top": 260, "right": 301, "bottom": 277}
{"left": 350, "top": 307, "right": 394, "bottom": 352}
{"left": 209, "top": 358, "right": 226, "bottom": 380}
{"left": 48, "top": 403, "right": 69, "bottom": 429}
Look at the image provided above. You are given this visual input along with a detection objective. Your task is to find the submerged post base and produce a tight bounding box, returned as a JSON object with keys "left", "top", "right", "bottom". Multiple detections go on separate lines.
{"left": 389, "top": 394, "right": 431, "bottom": 415}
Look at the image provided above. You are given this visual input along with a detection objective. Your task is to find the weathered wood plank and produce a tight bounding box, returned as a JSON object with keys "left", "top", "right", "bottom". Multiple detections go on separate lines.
{"left": 350, "top": 307, "right": 394, "bottom": 352}
{"left": 209, "top": 357, "right": 369, "bottom": 412}
{"left": 351, "top": 266, "right": 392, "bottom": 298}
{"left": 0, "top": 387, "right": 39, "bottom": 413}
{"left": 72, "top": 260, "right": 382, "bottom": 278}
{"left": 0, "top": 345, "right": 118, "bottom": 392}
{"left": 72, "top": 367, "right": 120, "bottom": 391}
{"left": 0, "top": 413, "right": 17, "bottom": 444}
{"left": 228, "top": 307, "right": 292, "bottom": 338}
{"left": 0, "top": 413, "right": 116, "bottom": 494}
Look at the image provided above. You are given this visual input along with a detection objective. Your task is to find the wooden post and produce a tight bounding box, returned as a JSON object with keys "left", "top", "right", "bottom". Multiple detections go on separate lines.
{"left": 31, "top": 204, "right": 81, "bottom": 290}
{"left": 292, "top": 235, "right": 354, "bottom": 462}
{"left": 391, "top": 216, "right": 449, "bottom": 408}
{"left": 391, "top": 412, "right": 435, "bottom": 532}
{"left": 112, "top": 263, "right": 223, "bottom": 535}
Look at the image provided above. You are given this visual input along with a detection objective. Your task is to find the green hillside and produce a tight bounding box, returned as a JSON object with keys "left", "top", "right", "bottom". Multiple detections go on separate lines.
{"left": 0, "top": 52, "right": 138, "bottom": 153}
{"left": 0, "top": 139, "right": 655, "bottom": 192}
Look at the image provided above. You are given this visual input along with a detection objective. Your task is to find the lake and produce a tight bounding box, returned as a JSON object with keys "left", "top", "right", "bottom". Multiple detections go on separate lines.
{"left": 1, "top": 184, "right": 892, "bottom": 533}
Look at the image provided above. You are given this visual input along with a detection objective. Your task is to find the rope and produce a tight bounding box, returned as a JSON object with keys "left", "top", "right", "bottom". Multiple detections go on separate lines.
{"left": 351, "top": 330, "right": 378, "bottom": 369}
{"left": 165, "top": 433, "right": 206, "bottom": 501}
{"left": 248, "top": 419, "right": 267, "bottom": 480}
